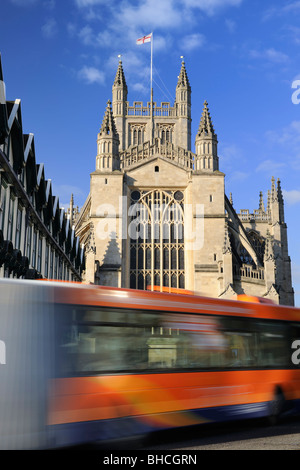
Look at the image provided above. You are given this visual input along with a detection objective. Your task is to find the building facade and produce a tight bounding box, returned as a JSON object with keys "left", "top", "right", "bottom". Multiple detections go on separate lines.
{"left": 75, "top": 59, "right": 294, "bottom": 305}
{"left": 0, "top": 55, "right": 84, "bottom": 281}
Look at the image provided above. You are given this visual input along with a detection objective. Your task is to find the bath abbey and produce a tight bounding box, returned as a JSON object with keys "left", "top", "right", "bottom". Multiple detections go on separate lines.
{"left": 74, "top": 59, "right": 294, "bottom": 306}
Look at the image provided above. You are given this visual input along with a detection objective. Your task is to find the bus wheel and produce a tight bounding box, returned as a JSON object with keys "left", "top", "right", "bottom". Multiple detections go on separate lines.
{"left": 267, "top": 388, "right": 285, "bottom": 426}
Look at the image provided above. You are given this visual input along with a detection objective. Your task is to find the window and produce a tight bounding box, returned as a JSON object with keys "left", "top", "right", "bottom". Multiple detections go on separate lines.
{"left": 155, "top": 166, "right": 159, "bottom": 172}
{"left": 0, "top": 180, "right": 7, "bottom": 232}
{"left": 45, "top": 243, "right": 49, "bottom": 278}
{"left": 129, "top": 190, "right": 185, "bottom": 291}
{"left": 49, "top": 249, "right": 54, "bottom": 279}
{"left": 54, "top": 254, "right": 58, "bottom": 279}
{"left": 15, "top": 205, "right": 22, "bottom": 250}
{"left": 26, "top": 224, "right": 32, "bottom": 261}
{"left": 37, "top": 236, "right": 42, "bottom": 273}
{"left": 56, "top": 307, "right": 292, "bottom": 377}
{"left": 7, "top": 192, "right": 15, "bottom": 242}
{"left": 133, "top": 129, "right": 137, "bottom": 145}
{"left": 32, "top": 230, "right": 37, "bottom": 267}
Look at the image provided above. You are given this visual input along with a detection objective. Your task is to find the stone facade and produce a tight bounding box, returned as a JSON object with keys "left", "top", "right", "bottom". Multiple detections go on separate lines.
{"left": 75, "top": 59, "right": 294, "bottom": 306}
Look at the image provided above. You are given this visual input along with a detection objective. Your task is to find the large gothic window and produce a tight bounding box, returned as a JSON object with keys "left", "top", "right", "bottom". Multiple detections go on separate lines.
{"left": 129, "top": 190, "right": 185, "bottom": 291}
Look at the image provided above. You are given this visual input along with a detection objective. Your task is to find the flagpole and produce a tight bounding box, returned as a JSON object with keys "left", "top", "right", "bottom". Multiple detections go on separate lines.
{"left": 150, "top": 32, "right": 153, "bottom": 143}
{"left": 151, "top": 32, "right": 153, "bottom": 102}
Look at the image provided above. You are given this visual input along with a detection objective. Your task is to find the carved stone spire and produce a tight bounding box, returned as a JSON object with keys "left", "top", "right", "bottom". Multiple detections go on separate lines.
{"left": 96, "top": 100, "right": 120, "bottom": 172}
{"left": 100, "top": 100, "right": 118, "bottom": 137}
{"left": 271, "top": 176, "right": 277, "bottom": 202}
{"left": 112, "top": 58, "right": 127, "bottom": 149}
{"left": 113, "top": 58, "right": 127, "bottom": 90}
{"left": 267, "top": 189, "right": 271, "bottom": 215}
{"left": 175, "top": 58, "right": 191, "bottom": 150}
{"left": 176, "top": 59, "right": 191, "bottom": 91}
{"left": 195, "top": 101, "right": 219, "bottom": 171}
{"left": 277, "top": 178, "right": 283, "bottom": 202}
{"left": 259, "top": 191, "right": 265, "bottom": 212}
{"left": 197, "top": 100, "right": 217, "bottom": 138}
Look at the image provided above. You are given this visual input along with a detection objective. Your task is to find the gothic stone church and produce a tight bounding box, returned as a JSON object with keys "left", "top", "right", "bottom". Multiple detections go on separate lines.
{"left": 75, "top": 59, "right": 294, "bottom": 306}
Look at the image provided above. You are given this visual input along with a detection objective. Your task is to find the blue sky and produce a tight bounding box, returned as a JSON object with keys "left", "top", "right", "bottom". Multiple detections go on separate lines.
{"left": 1, "top": 0, "right": 300, "bottom": 304}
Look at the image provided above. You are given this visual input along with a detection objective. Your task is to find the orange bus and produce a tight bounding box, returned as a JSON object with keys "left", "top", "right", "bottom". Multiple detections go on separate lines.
{"left": 0, "top": 278, "right": 300, "bottom": 448}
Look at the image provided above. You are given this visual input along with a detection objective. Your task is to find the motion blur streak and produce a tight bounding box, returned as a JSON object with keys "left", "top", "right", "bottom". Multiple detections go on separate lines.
{"left": 1, "top": 278, "right": 300, "bottom": 449}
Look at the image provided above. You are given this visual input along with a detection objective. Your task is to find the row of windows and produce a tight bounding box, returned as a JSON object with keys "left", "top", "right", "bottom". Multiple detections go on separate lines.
{"left": 129, "top": 127, "right": 174, "bottom": 147}
{"left": 130, "top": 245, "right": 185, "bottom": 271}
{"left": 129, "top": 271, "right": 185, "bottom": 290}
{"left": 57, "top": 306, "right": 300, "bottom": 375}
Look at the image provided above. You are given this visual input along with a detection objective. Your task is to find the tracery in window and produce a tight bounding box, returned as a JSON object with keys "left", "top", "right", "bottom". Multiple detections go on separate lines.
{"left": 247, "top": 231, "right": 265, "bottom": 261}
{"left": 130, "top": 124, "right": 146, "bottom": 146}
{"left": 129, "top": 189, "right": 185, "bottom": 291}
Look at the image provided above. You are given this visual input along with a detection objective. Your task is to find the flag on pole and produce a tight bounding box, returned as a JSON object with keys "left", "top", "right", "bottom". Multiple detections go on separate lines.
{"left": 136, "top": 33, "right": 152, "bottom": 45}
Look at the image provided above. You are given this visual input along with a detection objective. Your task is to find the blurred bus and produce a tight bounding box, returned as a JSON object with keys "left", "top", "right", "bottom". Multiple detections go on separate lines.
{"left": 0, "top": 278, "right": 300, "bottom": 448}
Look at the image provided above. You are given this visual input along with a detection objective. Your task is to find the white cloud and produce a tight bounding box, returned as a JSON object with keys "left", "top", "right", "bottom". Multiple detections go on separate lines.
{"left": 266, "top": 121, "right": 300, "bottom": 146}
{"left": 255, "top": 159, "right": 286, "bottom": 174}
{"left": 264, "top": 121, "right": 300, "bottom": 171}
{"left": 132, "top": 82, "right": 150, "bottom": 96}
{"left": 78, "top": 66, "right": 105, "bottom": 85}
{"left": 227, "top": 170, "right": 248, "bottom": 182}
{"left": 78, "top": 25, "right": 94, "bottom": 45}
{"left": 78, "top": 26, "right": 117, "bottom": 48}
{"left": 181, "top": 33, "right": 206, "bottom": 51}
{"left": 75, "top": 0, "right": 244, "bottom": 18}
{"left": 263, "top": 2, "right": 300, "bottom": 21}
{"left": 181, "top": 0, "right": 243, "bottom": 16}
{"left": 225, "top": 18, "right": 236, "bottom": 33}
{"left": 42, "top": 18, "right": 58, "bottom": 38}
{"left": 75, "top": 0, "right": 107, "bottom": 6}
{"left": 115, "top": 0, "right": 184, "bottom": 30}
{"left": 219, "top": 142, "right": 245, "bottom": 166}
{"left": 283, "top": 189, "right": 300, "bottom": 205}
{"left": 250, "top": 47, "right": 289, "bottom": 64}
{"left": 75, "top": 0, "right": 245, "bottom": 59}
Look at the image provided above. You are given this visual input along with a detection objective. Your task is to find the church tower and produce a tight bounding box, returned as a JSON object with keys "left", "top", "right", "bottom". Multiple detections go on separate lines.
{"left": 195, "top": 100, "right": 219, "bottom": 171}
{"left": 76, "top": 58, "right": 294, "bottom": 306}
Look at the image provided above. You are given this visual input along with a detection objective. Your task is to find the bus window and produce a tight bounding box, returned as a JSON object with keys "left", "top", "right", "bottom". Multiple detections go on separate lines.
{"left": 56, "top": 307, "right": 292, "bottom": 375}
{"left": 57, "top": 306, "right": 160, "bottom": 374}
{"left": 222, "top": 317, "right": 259, "bottom": 368}
{"left": 257, "top": 321, "right": 289, "bottom": 368}
{"left": 163, "top": 314, "right": 228, "bottom": 369}
{"left": 224, "top": 331, "right": 258, "bottom": 368}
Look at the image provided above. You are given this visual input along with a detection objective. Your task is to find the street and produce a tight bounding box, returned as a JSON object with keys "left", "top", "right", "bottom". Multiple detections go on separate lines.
{"left": 142, "top": 416, "right": 300, "bottom": 450}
